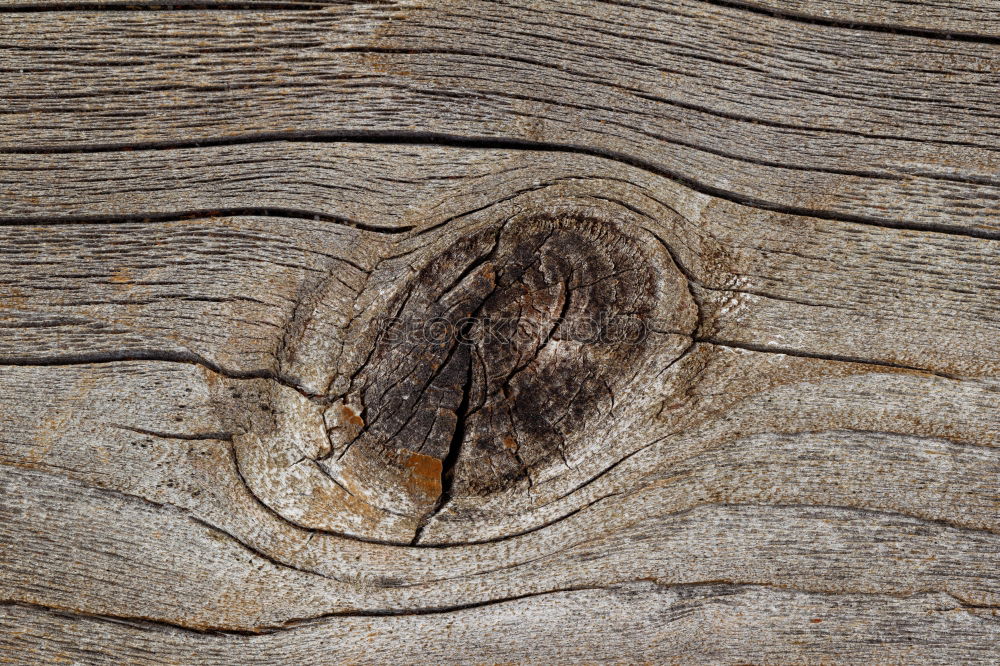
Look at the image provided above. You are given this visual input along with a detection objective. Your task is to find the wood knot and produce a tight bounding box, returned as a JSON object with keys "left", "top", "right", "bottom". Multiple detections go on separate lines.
{"left": 228, "top": 211, "right": 697, "bottom": 544}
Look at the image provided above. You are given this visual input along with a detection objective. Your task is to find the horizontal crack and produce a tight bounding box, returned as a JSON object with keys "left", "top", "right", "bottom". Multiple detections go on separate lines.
{"left": 109, "top": 423, "right": 234, "bottom": 442}
{"left": 0, "top": 349, "right": 324, "bottom": 403}
{"left": 689, "top": 0, "right": 1000, "bottom": 45}
{"left": 0, "top": 206, "right": 413, "bottom": 234}
{"left": 1, "top": 131, "right": 997, "bottom": 243}
{"left": 697, "top": 337, "right": 964, "bottom": 380}
{"left": 4, "top": 580, "right": 992, "bottom": 638}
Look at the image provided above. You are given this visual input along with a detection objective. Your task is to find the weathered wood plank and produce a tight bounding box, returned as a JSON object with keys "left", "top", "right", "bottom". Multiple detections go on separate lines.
{"left": 3, "top": 345, "right": 1000, "bottom": 622}
{"left": 2, "top": 1, "right": 999, "bottom": 235}
{"left": 3, "top": 0, "right": 1000, "bottom": 661}
{"left": 8, "top": 440, "right": 1000, "bottom": 622}
{"left": 3, "top": 584, "right": 999, "bottom": 665}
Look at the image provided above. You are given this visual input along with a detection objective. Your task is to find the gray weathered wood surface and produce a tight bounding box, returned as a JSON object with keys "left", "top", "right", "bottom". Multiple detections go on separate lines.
{"left": 1, "top": 0, "right": 999, "bottom": 663}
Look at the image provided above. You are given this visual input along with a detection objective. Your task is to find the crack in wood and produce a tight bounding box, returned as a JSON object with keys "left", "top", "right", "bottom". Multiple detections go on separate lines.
{"left": 0, "top": 206, "right": 413, "bottom": 234}
{"left": 6, "top": 579, "right": 996, "bottom": 638}
{"left": 3, "top": 132, "right": 996, "bottom": 241}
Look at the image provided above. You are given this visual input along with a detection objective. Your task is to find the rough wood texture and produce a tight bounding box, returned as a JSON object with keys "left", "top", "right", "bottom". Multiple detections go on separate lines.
{"left": 4, "top": 0, "right": 1000, "bottom": 40}
{"left": 4, "top": 2, "right": 1000, "bottom": 237}
{"left": 2, "top": 0, "right": 999, "bottom": 663}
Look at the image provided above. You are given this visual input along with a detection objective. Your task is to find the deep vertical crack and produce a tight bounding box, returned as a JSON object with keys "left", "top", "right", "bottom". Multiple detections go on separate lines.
{"left": 410, "top": 320, "right": 477, "bottom": 545}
